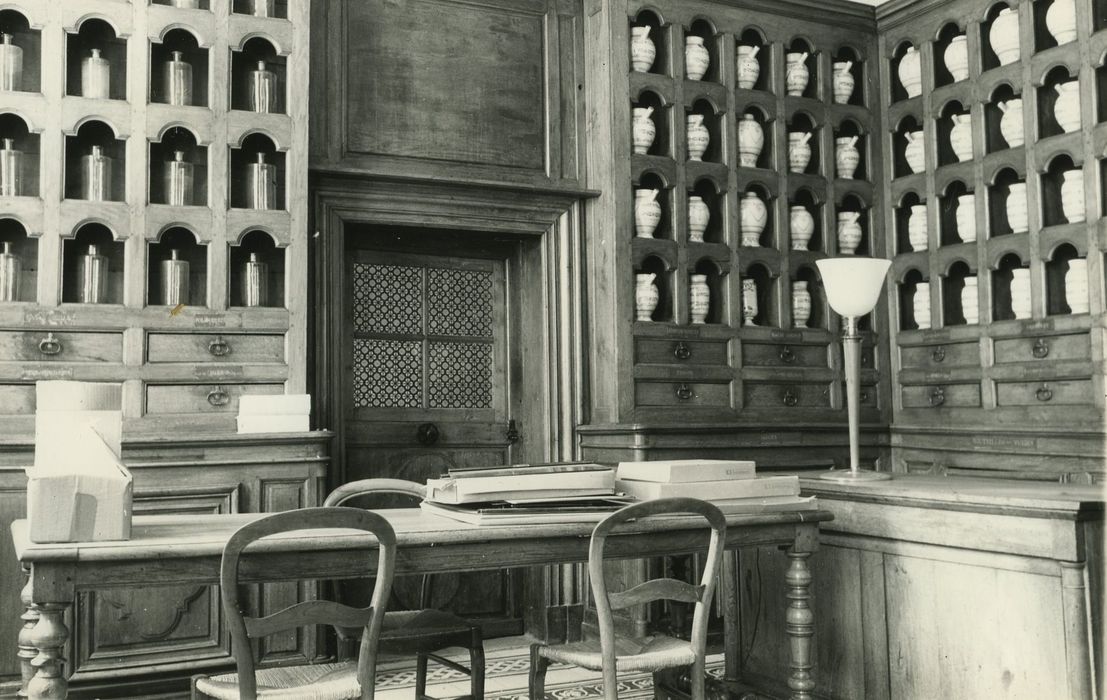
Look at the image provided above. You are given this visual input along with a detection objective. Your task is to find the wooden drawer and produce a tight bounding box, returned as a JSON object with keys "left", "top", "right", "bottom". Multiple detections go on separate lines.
{"left": 0, "top": 384, "right": 34, "bottom": 414}
{"left": 0, "top": 330, "right": 123, "bottom": 362}
{"left": 634, "top": 338, "right": 727, "bottom": 366}
{"left": 743, "top": 382, "right": 830, "bottom": 409}
{"left": 635, "top": 380, "right": 730, "bottom": 407}
{"left": 743, "top": 343, "right": 827, "bottom": 368}
{"left": 995, "top": 379, "right": 1093, "bottom": 406}
{"left": 145, "top": 383, "right": 284, "bottom": 414}
{"left": 901, "top": 341, "right": 978, "bottom": 369}
{"left": 147, "top": 333, "right": 286, "bottom": 363}
{"left": 994, "top": 334, "right": 1090, "bottom": 364}
{"left": 901, "top": 383, "right": 981, "bottom": 408}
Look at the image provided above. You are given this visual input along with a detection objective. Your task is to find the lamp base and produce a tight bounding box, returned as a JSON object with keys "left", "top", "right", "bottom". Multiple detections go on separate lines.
{"left": 819, "top": 468, "right": 893, "bottom": 482}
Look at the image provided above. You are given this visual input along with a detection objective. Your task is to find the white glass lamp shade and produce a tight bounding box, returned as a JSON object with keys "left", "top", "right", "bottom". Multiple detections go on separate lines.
{"left": 816, "top": 257, "right": 892, "bottom": 317}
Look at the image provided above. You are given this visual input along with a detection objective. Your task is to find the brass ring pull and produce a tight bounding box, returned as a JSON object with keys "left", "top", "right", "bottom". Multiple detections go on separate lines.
{"left": 206, "top": 388, "right": 230, "bottom": 407}
{"left": 931, "top": 346, "right": 946, "bottom": 363}
{"left": 38, "top": 333, "right": 62, "bottom": 356}
{"left": 782, "top": 389, "right": 799, "bottom": 407}
{"left": 928, "top": 386, "right": 946, "bottom": 407}
{"left": 208, "top": 336, "right": 231, "bottom": 357}
{"left": 1032, "top": 338, "right": 1049, "bottom": 359}
{"left": 675, "top": 383, "right": 693, "bottom": 401}
{"left": 1035, "top": 385, "right": 1053, "bottom": 402}
{"left": 673, "top": 342, "right": 692, "bottom": 361}
{"left": 779, "top": 346, "right": 796, "bottom": 364}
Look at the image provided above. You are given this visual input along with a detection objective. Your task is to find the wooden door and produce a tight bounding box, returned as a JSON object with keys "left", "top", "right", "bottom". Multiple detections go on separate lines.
{"left": 342, "top": 241, "right": 522, "bottom": 633}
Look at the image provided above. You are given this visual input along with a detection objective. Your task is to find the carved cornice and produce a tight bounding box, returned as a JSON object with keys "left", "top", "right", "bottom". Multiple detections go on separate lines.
{"left": 703, "top": 0, "right": 879, "bottom": 29}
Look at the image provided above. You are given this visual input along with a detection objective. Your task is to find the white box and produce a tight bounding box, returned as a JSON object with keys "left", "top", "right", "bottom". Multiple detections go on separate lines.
{"left": 236, "top": 413, "right": 310, "bottom": 434}
{"left": 237, "top": 394, "right": 311, "bottom": 416}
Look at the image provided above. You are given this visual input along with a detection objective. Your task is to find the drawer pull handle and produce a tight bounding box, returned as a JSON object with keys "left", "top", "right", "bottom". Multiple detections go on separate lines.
{"left": 1032, "top": 338, "right": 1049, "bottom": 359}
{"left": 206, "top": 388, "right": 230, "bottom": 407}
{"left": 1036, "top": 385, "right": 1053, "bottom": 402}
{"left": 860, "top": 390, "right": 870, "bottom": 403}
{"left": 928, "top": 386, "right": 946, "bottom": 407}
{"left": 779, "top": 346, "right": 796, "bottom": 364}
{"left": 675, "top": 383, "right": 693, "bottom": 401}
{"left": 673, "top": 342, "right": 692, "bottom": 361}
{"left": 931, "top": 346, "right": 946, "bottom": 363}
{"left": 782, "top": 389, "right": 799, "bottom": 407}
{"left": 208, "top": 337, "right": 231, "bottom": 357}
{"left": 38, "top": 333, "right": 62, "bottom": 356}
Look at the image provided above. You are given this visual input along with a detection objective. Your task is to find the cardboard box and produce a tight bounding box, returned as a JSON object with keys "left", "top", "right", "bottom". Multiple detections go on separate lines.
{"left": 236, "top": 413, "right": 310, "bottom": 433}
{"left": 238, "top": 394, "right": 311, "bottom": 415}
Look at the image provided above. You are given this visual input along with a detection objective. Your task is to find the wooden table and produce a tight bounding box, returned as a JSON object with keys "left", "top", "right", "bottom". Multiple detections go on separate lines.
{"left": 11, "top": 507, "right": 832, "bottom": 700}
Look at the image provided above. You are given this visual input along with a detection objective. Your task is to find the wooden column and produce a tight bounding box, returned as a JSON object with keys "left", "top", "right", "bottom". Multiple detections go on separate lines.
{"left": 25, "top": 603, "right": 68, "bottom": 700}
{"left": 16, "top": 566, "right": 38, "bottom": 700}
{"left": 784, "top": 549, "right": 815, "bottom": 700}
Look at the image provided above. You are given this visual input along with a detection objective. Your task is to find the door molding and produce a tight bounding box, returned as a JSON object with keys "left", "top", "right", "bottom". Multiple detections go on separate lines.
{"left": 311, "top": 174, "right": 588, "bottom": 489}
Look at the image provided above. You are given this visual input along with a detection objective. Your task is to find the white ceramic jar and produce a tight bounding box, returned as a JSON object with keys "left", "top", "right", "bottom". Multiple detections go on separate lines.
{"left": 1006, "top": 182, "right": 1029, "bottom": 233}
{"left": 792, "top": 281, "right": 812, "bottom": 328}
{"left": 1046, "top": 0, "right": 1077, "bottom": 44}
{"left": 836, "top": 136, "right": 860, "bottom": 179}
{"left": 1066, "top": 259, "right": 1089, "bottom": 314}
{"left": 634, "top": 188, "right": 662, "bottom": 237}
{"left": 1054, "top": 81, "right": 1081, "bottom": 133}
{"left": 837, "top": 211, "right": 862, "bottom": 254}
{"left": 790, "top": 206, "right": 814, "bottom": 250}
{"left": 833, "top": 61, "right": 855, "bottom": 104}
{"left": 945, "top": 35, "right": 969, "bottom": 82}
{"left": 690, "top": 274, "right": 710, "bottom": 323}
{"left": 956, "top": 193, "right": 977, "bottom": 243}
{"left": 904, "top": 130, "right": 926, "bottom": 173}
{"left": 990, "top": 7, "right": 1021, "bottom": 66}
{"left": 788, "top": 132, "right": 812, "bottom": 173}
{"left": 686, "top": 114, "right": 709, "bottom": 161}
{"left": 630, "top": 26, "right": 656, "bottom": 73}
{"left": 631, "top": 107, "right": 655, "bottom": 155}
{"left": 913, "top": 281, "right": 932, "bottom": 329}
{"left": 1060, "top": 170, "right": 1085, "bottom": 223}
{"left": 688, "top": 195, "right": 710, "bottom": 242}
{"left": 742, "top": 278, "right": 759, "bottom": 325}
{"left": 685, "top": 36, "right": 710, "bottom": 81}
{"left": 950, "top": 113, "right": 973, "bottom": 162}
{"left": 908, "top": 204, "right": 929, "bottom": 251}
{"left": 736, "top": 45, "right": 760, "bottom": 89}
{"left": 1010, "top": 268, "right": 1031, "bottom": 319}
{"left": 635, "top": 273, "right": 659, "bottom": 321}
{"left": 785, "top": 52, "right": 810, "bottom": 96}
{"left": 898, "top": 46, "right": 922, "bottom": 98}
{"left": 740, "top": 192, "right": 768, "bottom": 246}
{"left": 999, "top": 98, "right": 1025, "bottom": 148}
{"left": 737, "top": 114, "right": 764, "bottom": 167}
{"left": 961, "top": 276, "right": 979, "bottom": 325}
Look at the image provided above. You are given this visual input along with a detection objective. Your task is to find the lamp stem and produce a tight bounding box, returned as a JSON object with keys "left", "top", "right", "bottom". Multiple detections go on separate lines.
{"left": 842, "top": 316, "right": 861, "bottom": 475}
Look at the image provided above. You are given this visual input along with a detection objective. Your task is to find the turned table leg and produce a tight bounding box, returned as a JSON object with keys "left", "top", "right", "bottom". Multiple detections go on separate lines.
{"left": 784, "top": 548, "right": 814, "bottom": 700}
{"left": 17, "top": 566, "right": 39, "bottom": 700}
{"left": 26, "top": 603, "right": 69, "bottom": 700}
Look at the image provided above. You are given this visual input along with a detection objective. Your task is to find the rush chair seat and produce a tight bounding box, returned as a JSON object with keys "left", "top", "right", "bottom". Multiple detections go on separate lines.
{"left": 325, "top": 478, "right": 485, "bottom": 700}
{"left": 528, "top": 497, "right": 726, "bottom": 700}
{"left": 190, "top": 507, "right": 396, "bottom": 700}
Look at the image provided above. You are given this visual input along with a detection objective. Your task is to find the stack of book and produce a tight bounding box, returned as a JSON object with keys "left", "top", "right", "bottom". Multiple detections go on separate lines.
{"left": 420, "top": 463, "right": 630, "bottom": 525}
{"left": 615, "top": 459, "right": 817, "bottom": 514}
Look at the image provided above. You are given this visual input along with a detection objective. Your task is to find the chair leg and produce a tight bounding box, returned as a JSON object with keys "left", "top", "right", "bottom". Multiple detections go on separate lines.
{"left": 651, "top": 671, "right": 667, "bottom": 700}
{"left": 529, "top": 644, "right": 550, "bottom": 700}
{"left": 602, "top": 663, "right": 619, "bottom": 700}
{"left": 189, "top": 674, "right": 206, "bottom": 700}
{"left": 415, "top": 652, "right": 429, "bottom": 699}
{"left": 469, "top": 642, "right": 485, "bottom": 699}
{"left": 690, "top": 659, "right": 707, "bottom": 700}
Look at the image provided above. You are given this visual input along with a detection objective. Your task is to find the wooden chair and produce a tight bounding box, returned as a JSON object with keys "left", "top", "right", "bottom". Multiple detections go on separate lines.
{"left": 325, "top": 478, "right": 485, "bottom": 700}
{"left": 190, "top": 507, "right": 396, "bottom": 700}
{"left": 528, "top": 497, "right": 727, "bottom": 700}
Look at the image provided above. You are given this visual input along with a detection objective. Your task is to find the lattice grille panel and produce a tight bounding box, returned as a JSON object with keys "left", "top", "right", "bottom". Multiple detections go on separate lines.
{"left": 427, "top": 267, "right": 494, "bottom": 337}
{"left": 428, "top": 341, "right": 493, "bottom": 409}
{"left": 352, "top": 263, "right": 423, "bottom": 335}
{"left": 352, "top": 338, "right": 422, "bottom": 408}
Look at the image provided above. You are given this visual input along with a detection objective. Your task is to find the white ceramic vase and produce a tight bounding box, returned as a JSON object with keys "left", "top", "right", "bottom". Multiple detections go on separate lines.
{"left": 785, "top": 52, "right": 810, "bottom": 96}
{"left": 836, "top": 136, "right": 860, "bottom": 179}
{"left": 832, "top": 61, "right": 855, "bottom": 104}
{"left": 630, "top": 26, "right": 656, "bottom": 73}
{"left": 790, "top": 206, "right": 814, "bottom": 250}
{"left": 904, "top": 130, "right": 925, "bottom": 173}
{"left": 687, "top": 114, "right": 709, "bottom": 161}
{"left": 690, "top": 274, "right": 710, "bottom": 324}
{"left": 1054, "top": 81, "right": 1081, "bottom": 133}
{"left": 1046, "top": 0, "right": 1077, "bottom": 44}
{"left": 950, "top": 113, "right": 973, "bottom": 162}
{"left": 1066, "top": 259, "right": 1089, "bottom": 314}
{"left": 1006, "top": 182, "right": 1028, "bottom": 233}
{"left": 913, "top": 281, "right": 931, "bottom": 330}
{"left": 837, "top": 211, "right": 862, "bottom": 254}
{"left": 945, "top": 35, "right": 969, "bottom": 82}
{"left": 736, "top": 45, "right": 760, "bottom": 89}
{"left": 740, "top": 192, "right": 768, "bottom": 246}
{"left": 908, "top": 204, "right": 929, "bottom": 251}
{"left": 792, "top": 281, "right": 811, "bottom": 328}
{"left": 1061, "top": 170, "right": 1085, "bottom": 223}
{"left": 742, "top": 278, "right": 759, "bottom": 326}
{"left": 688, "top": 195, "right": 710, "bottom": 242}
{"left": 1010, "top": 268, "right": 1031, "bottom": 319}
{"left": 634, "top": 188, "right": 662, "bottom": 237}
{"left": 788, "top": 132, "right": 812, "bottom": 174}
{"left": 737, "top": 114, "right": 764, "bottom": 168}
{"left": 685, "top": 36, "right": 709, "bottom": 81}
{"left": 961, "top": 276, "right": 979, "bottom": 324}
{"left": 898, "top": 46, "right": 922, "bottom": 98}
{"left": 635, "top": 272, "right": 659, "bottom": 321}
{"left": 999, "top": 98, "right": 1024, "bottom": 148}
{"left": 631, "top": 107, "right": 655, "bottom": 155}
{"left": 956, "top": 193, "right": 977, "bottom": 243}
{"left": 990, "top": 8, "right": 1021, "bottom": 66}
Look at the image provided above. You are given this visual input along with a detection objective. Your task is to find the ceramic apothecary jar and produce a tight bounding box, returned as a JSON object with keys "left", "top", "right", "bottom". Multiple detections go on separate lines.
{"left": 913, "top": 281, "right": 932, "bottom": 329}
{"left": 1007, "top": 182, "right": 1029, "bottom": 233}
{"left": 736, "top": 46, "right": 760, "bottom": 89}
{"left": 832, "top": 61, "right": 855, "bottom": 104}
{"left": 945, "top": 36, "right": 969, "bottom": 82}
{"left": 632, "top": 107, "right": 656, "bottom": 155}
{"left": 788, "top": 132, "right": 812, "bottom": 174}
{"left": 1046, "top": 0, "right": 1077, "bottom": 44}
{"left": 950, "top": 113, "right": 973, "bottom": 162}
{"left": 688, "top": 196, "right": 710, "bottom": 242}
{"left": 685, "top": 36, "right": 709, "bottom": 81}
{"left": 956, "top": 193, "right": 977, "bottom": 243}
{"left": 990, "top": 8, "right": 1020, "bottom": 66}
{"left": 792, "top": 281, "right": 811, "bottom": 328}
{"left": 837, "top": 212, "right": 862, "bottom": 254}
{"left": 742, "top": 278, "right": 759, "bottom": 325}
{"left": 1054, "top": 81, "right": 1081, "bottom": 133}
{"left": 1010, "top": 268, "right": 1031, "bottom": 319}
{"left": 634, "top": 188, "right": 662, "bottom": 237}
{"left": 908, "top": 204, "right": 929, "bottom": 251}
{"left": 904, "top": 130, "right": 925, "bottom": 173}
{"left": 635, "top": 273, "right": 659, "bottom": 321}
{"left": 737, "top": 114, "right": 764, "bottom": 167}
{"left": 1066, "top": 259, "right": 1089, "bottom": 313}
{"left": 999, "top": 99, "right": 1024, "bottom": 147}
{"left": 630, "top": 27, "right": 656, "bottom": 73}
{"left": 790, "top": 206, "right": 814, "bottom": 250}
{"left": 898, "top": 46, "right": 922, "bottom": 98}
{"left": 961, "top": 276, "right": 979, "bottom": 325}
{"left": 785, "top": 52, "right": 809, "bottom": 96}
{"left": 1061, "top": 170, "right": 1085, "bottom": 223}
{"left": 740, "top": 192, "right": 768, "bottom": 246}
{"left": 686, "top": 114, "right": 709, "bottom": 161}
{"left": 836, "top": 136, "right": 859, "bottom": 179}
{"left": 690, "top": 274, "right": 710, "bottom": 324}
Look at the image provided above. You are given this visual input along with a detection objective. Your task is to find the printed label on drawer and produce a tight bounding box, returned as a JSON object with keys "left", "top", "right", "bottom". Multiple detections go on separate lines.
{"left": 194, "top": 366, "right": 246, "bottom": 380}
{"left": 192, "top": 314, "right": 228, "bottom": 328}
{"left": 22, "top": 309, "right": 78, "bottom": 326}
{"left": 21, "top": 367, "right": 75, "bottom": 381}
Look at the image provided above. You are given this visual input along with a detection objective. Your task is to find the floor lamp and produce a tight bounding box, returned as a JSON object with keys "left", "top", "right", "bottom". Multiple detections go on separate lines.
{"left": 816, "top": 257, "right": 893, "bottom": 482}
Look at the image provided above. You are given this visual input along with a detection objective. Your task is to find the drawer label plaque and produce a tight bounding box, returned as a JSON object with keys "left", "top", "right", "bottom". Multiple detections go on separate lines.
{"left": 193, "top": 314, "right": 227, "bottom": 328}
{"left": 194, "top": 366, "right": 244, "bottom": 380}
{"left": 970, "top": 435, "right": 1037, "bottom": 451}
{"left": 23, "top": 310, "right": 77, "bottom": 327}
{"left": 22, "top": 367, "right": 74, "bottom": 380}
